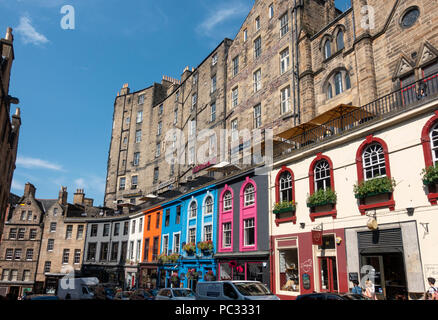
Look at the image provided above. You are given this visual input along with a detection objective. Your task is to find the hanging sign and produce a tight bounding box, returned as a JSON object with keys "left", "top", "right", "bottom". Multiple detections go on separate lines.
{"left": 312, "top": 229, "right": 323, "bottom": 246}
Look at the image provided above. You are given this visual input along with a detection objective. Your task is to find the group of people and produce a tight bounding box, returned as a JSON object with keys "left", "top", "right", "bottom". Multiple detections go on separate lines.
{"left": 351, "top": 279, "right": 378, "bottom": 300}
{"left": 351, "top": 277, "right": 438, "bottom": 300}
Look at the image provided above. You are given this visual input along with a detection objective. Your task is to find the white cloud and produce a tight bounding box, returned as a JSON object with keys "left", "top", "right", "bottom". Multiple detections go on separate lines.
{"left": 197, "top": 2, "right": 249, "bottom": 37}
{"left": 15, "top": 16, "right": 49, "bottom": 46}
{"left": 74, "top": 176, "right": 105, "bottom": 193}
{"left": 16, "top": 156, "right": 63, "bottom": 171}
{"left": 11, "top": 179, "right": 24, "bottom": 191}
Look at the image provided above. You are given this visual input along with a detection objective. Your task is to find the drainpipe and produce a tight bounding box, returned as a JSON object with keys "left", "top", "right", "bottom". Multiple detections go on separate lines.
{"left": 294, "top": 0, "right": 301, "bottom": 124}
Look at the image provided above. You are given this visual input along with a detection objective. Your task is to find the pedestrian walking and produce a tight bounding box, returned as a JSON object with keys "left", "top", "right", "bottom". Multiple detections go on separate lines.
{"left": 351, "top": 280, "right": 362, "bottom": 295}
{"left": 426, "top": 277, "right": 438, "bottom": 300}
{"left": 364, "top": 280, "right": 377, "bottom": 300}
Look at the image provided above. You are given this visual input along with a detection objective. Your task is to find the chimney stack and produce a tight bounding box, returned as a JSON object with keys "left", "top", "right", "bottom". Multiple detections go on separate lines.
{"left": 73, "top": 189, "right": 85, "bottom": 205}
{"left": 83, "top": 198, "right": 94, "bottom": 207}
{"left": 58, "top": 186, "right": 68, "bottom": 205}
{"left": 5, "top": 27, "right": 13, "bottom": 42}
{"left": 181, "top": 66, "right": 192, "bottom": 83}
{"left": 24, "top": 183, "right": 36, "bottom": 199}
{"left": 120, "top": 83, "right": 130, "bottom": 95}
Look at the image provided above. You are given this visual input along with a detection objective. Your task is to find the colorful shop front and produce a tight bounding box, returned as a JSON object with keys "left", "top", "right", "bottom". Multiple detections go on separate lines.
{"left": 157, "top": 184, "right": 218, "bottom": 290}
{"left": 214, "top": 170, "right": 271, "bottom": 288}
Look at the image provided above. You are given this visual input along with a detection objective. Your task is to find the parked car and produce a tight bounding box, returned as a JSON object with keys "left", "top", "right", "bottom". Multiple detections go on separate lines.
{"left": 129, "top": 289, "right": 155, "bottom": 300}
{"left": 93, "top": 285, "right": 116, "bottom": 300}
{"left": 196, "top": 281, "right": 280, "bottom": 300}
{"left": 57, "top": 277, "right": 98, "bottom": 300}
{"left": 155, "top": 288, "right": 197, "bottom": 300}
{"left": 113, "top": 291, "right": 132, "bottom": 300}
{"left": 342, "top": 293, "right": 372, "bottom": 300}
{"left": 25, "top": 294, "right": 59, "bottom": 301}
{"left": 296, "top": 293, "right": 347, "bottom": 300}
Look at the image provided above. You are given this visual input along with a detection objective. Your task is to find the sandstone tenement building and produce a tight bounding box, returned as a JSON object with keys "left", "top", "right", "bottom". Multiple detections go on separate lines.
{"left": 104, "top": 0, "right": 438, "bottom": 210}
{"left": 0, "top": 27, "right": 21, "bottom": 240}
{"left": 0, "top": 184, "right": 108, "bottom": 298}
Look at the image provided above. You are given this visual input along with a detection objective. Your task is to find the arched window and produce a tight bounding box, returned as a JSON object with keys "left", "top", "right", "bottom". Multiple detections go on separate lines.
{"left": 244, "top": 184, "right": 255, "bottom": 207}
{"left": 345, "top": 73, "right": 351, "bottom": 90}
{"left": 324, "top": 40, "right": 331, "bottom": 59}
{"left": 327, "top": 83, "right": 333, "bottom": 99}
{"left": 334, "top": 72, "right": 343, "bottom": 95}
{"left": 336, "top": 30, "right": 344, "bottom": 51}
{"left": 223, "top": 191, "right": 232, "bottom": 211}
{"left": 205, "top": 196, "right": 213, "bottom": 215}
{"left": 279, "top": 171, "right": 292, "bottom": 202}
{"left": 363, "top": 143, "right": 386, "bottom": 180}
{"left": 430, "top": 122, "right": 438, "bottom": 166}
{"left": 189, "top": 201, "right": 197, "bottom": 219}
{"left": 314, "top": 160, "right": 331, "bottom": 191}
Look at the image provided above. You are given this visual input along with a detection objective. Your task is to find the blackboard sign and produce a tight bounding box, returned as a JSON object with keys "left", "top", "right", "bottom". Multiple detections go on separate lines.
{"left": 302, "top": 273, "right": 311, "bottom": 290}
{"left": 349, "top": 272, "right": 359, "bottom": 282}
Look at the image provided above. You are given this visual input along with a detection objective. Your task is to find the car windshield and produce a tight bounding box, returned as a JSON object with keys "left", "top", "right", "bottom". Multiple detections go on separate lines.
{"left": 172, "top": 289, "right": 195, "bottom": 297}
{"left": 233, "top": 282, "right": 273, "bottom": 296}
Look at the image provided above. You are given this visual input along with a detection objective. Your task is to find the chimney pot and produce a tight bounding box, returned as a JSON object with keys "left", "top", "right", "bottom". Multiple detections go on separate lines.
{"left": 5, "top": 27, "right": 13, "bottom": 41}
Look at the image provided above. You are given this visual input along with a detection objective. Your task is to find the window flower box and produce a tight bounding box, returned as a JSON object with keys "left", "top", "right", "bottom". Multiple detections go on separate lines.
{"left": 353, "top": 177, "right": 396, "bottom": 199}
{"left": 273, "top": 201, "right": 297, "bottom": 226}
{"left": 422, "top": 165, "right": 438, "bottom": 186}
{"left": 306, "top": 188, "right": 337, "bottom": 208}
{"left": 183, "top": 243, "right": 196, "bottom": 256}
{"left": 273, "top": 201, "right": 296, "bottom": 214}
{"left": 197, "top": 241, "right": 213, "bottom": 255}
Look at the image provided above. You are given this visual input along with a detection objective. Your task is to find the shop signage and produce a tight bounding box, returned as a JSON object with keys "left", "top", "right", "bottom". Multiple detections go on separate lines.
{"left": 123, "top": 192, "right": 143, "bottom": 199}
{"left": 312, "top": 229, "right": 323, "bottom": 245}
{"left": 349, "top": 272, "right": 359, "bottom": 282}
{"left": 300, "top": 259, "right": 313, "bottom": 273}
{"left": 192, "top": 158, "right": 216, "bottom": 174}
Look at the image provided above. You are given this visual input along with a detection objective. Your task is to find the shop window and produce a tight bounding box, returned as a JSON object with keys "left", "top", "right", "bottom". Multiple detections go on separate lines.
{"left": 279, "top": 249, "right": 299, "bottom": 292}
{"left": 219, "top": 263, "right": 232, "bottom": 280}
{"left": 247, "top": 262, "right": 264, "bottom": 282}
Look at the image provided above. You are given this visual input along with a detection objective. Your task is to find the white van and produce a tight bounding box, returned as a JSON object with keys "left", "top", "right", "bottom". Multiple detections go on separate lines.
{"left": 57, "top": 277, "right": 98, "bottom": 300}
{"left": 196, "top": 281, "right": 280, "bottom": 300}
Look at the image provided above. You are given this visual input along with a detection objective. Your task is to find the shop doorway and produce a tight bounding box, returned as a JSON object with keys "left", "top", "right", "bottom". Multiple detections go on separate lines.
{"left": 318, "top": 257, "right": 338, "bottom": 292}
{"left": 9, "top": 286, "right": 20, "bottom": 300}
{"left": 360, "top": 252, "right": 407, "bottom": 300}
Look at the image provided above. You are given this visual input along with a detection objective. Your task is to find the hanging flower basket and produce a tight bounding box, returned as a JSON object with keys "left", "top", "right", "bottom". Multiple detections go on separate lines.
{"left": 273, "top": 201, "right": 296, "bottom": 214}
{"left": 204, "top": 270, "right": 216, "bottom": 281}
{"left": 157, "top": 253, "right": 169, "bottom": 264}
{"left": 170, "top": 272, "right": 180, "bottom": 284}
{"left": 168, "top": 253, "right": 180, "bottom": 263}
{"left": 186, "top": 269, "right": 198, "bottom": 280}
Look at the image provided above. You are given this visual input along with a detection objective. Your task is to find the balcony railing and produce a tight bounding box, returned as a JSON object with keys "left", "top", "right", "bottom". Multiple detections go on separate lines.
{"left": 278, "top": 72, "right": 438, "bottom": 155}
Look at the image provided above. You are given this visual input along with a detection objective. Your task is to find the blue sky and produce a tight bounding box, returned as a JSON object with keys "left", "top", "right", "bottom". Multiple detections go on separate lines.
{"left": 1, "top": 0, "right": 351, "bottom": 206}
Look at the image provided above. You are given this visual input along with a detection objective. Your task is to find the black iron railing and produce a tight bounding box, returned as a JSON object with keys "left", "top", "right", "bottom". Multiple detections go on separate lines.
{"left": 279, "top": 72, "right": 438, "bottom": 154}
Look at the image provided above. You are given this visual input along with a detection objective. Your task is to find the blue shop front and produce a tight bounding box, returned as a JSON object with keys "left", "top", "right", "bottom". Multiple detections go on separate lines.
{"left": 157, "top": 184, "right": 218, "bottom": 290}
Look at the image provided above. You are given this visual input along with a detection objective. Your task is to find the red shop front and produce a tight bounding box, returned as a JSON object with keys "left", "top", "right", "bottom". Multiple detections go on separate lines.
{"left": 270, "top": 228, "right": 348, "bottom": 300}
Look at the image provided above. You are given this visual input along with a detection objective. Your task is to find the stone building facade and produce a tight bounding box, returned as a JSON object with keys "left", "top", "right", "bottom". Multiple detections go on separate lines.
{"left": 0, "top": 184, "right": 46, "bottom": 299}
{"left": 0, "top": 27, "right": 21, "bottom": 241}
{"left": 34, "top": 188, "right": 102, "bottom": 294}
